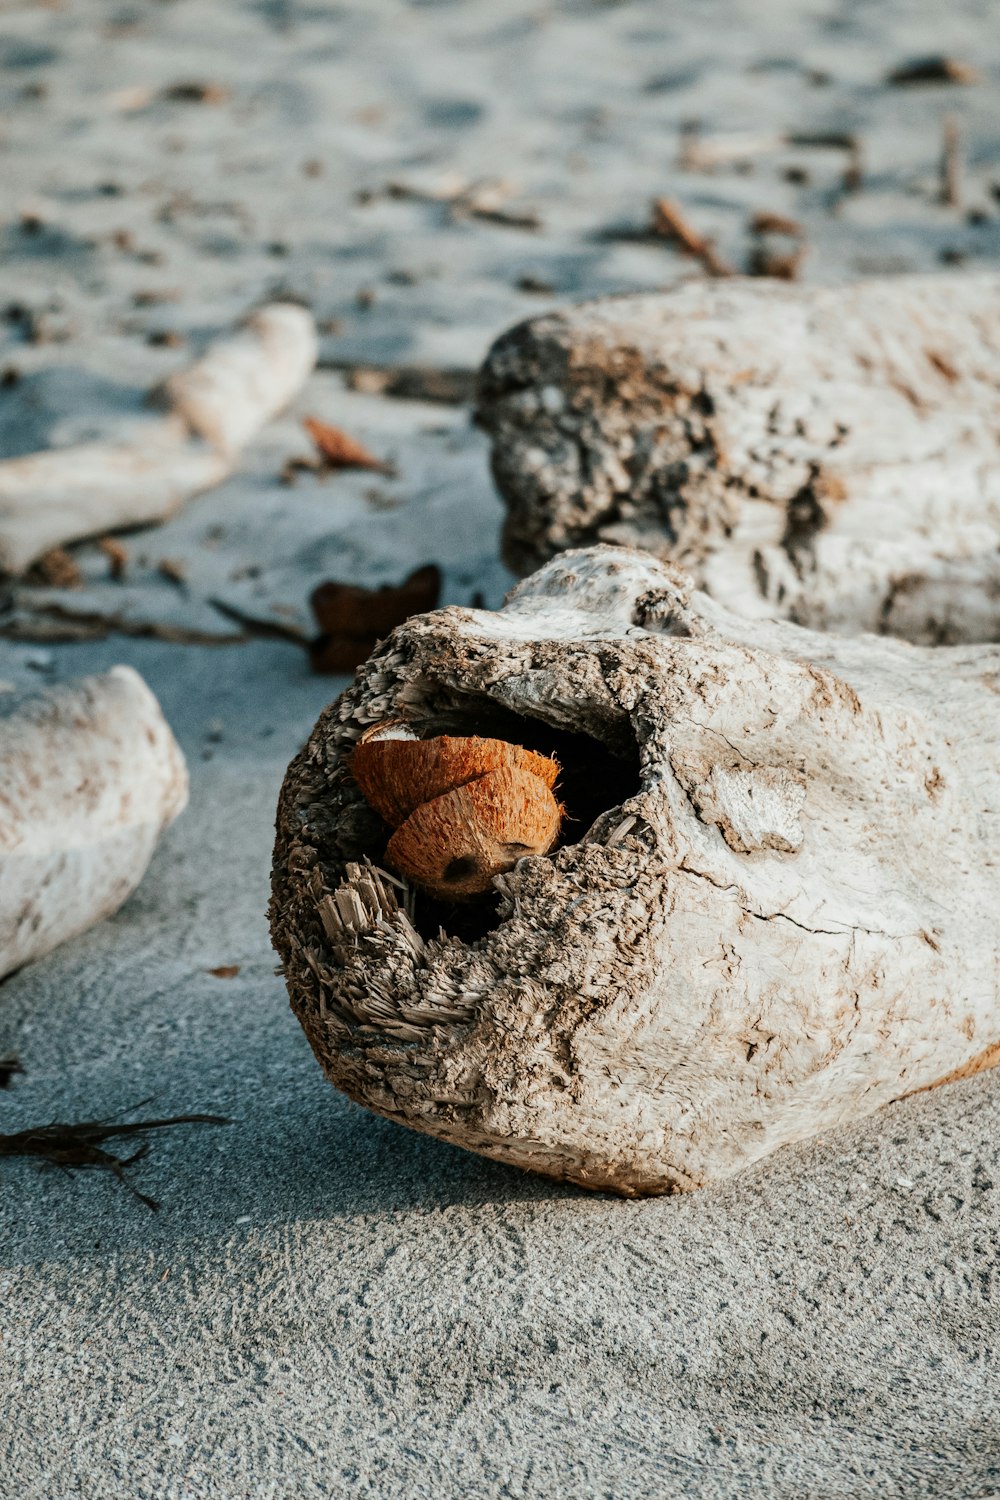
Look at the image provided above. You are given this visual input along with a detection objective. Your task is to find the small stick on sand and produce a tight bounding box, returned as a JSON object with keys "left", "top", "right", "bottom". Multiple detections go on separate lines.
{"left": 649, "top": 197, "right": 732, "bottom": 276}
{"left": 940, "top": 116, "right": 962, "bottom": 207}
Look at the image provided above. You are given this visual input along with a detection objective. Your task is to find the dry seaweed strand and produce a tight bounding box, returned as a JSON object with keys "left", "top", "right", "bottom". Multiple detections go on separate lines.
{"left": 0, "top": 1106, "right": 231, "bottom": 1210}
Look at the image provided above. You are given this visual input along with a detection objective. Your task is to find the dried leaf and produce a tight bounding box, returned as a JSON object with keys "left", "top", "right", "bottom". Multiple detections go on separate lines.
{"left": 310, "top": 564, "right": 441, "bottom": 674}
{"left": 208, "top": 965, "right": 240, "bottom": 979}
{"left": 303, "top": 416, "right": 390, "bottom": 473}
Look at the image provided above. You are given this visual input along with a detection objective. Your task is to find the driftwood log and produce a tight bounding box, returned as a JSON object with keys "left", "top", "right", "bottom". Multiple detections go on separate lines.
{"left": 271, "top": 546, "right": 1000, "bottom": 1195}
{"left": 0, "top": 666, "right": 187, "bottom": 979}
{"left": 0, "top": 303, "right": 317, "bottom": 575}
{"left": 477, "top": 274, "right": 1000, "bottom": 644}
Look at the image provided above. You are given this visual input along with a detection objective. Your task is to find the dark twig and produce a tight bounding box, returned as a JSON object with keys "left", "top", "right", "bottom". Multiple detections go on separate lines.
{"left": 0, "top": 1108, "right": 231, "bottom": 1210}
{"left": 649, "top": 197, "right": 732, "bottom": 276}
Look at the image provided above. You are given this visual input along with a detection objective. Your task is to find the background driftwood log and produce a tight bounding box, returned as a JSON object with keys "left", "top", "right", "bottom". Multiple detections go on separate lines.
{"left": 0, "top": 303, "right": 317, "bottom": 575}
{"left": 271, "top": 545, "right": 1000, "bottom": 1196}
{"left": 477, "top": 274, "right": 1000, "bottom": 644}
{"left": 0, "top": 666, "right": 187, "bottom": 979}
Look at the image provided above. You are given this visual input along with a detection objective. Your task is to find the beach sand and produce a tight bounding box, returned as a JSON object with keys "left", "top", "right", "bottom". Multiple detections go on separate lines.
{"left": 2, "top": 2, "right": 999, "bottom": 1495}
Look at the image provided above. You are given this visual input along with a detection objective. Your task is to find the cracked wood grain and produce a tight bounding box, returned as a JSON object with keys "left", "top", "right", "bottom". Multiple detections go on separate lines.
{"left": 477, "top": 273, "right": 1000, "bottom": 644}
{"left": 270, "top": 545, "right": 1000, "bottom": 1195}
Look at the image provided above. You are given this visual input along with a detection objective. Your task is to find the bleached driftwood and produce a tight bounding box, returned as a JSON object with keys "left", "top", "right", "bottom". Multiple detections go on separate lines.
{"left": 0, "top": 303, "right": 317, "bottom": 575}
{"left": 164, "top": 303, "right": 317, "bottom": 457}
{"left": 0, "top": 666, "right": 188, "bottom": 979}
{"left": 477, "top": 274, "right": 1000, "bottom": 643}
{"left": 271, "top": 545, "right": 1000, "bottom": 1195}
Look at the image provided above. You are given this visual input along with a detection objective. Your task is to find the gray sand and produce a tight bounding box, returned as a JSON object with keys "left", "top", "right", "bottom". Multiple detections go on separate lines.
{"left": 2, "top": 2, "right": 1000, "bottom": 1496}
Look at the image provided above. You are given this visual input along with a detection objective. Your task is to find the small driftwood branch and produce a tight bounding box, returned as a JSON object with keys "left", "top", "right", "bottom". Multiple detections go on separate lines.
{"left": 477, "top": 273, "right": 1000, "bottom": 643}
{"left": 0, "top": 303, "right": 317, "bottom": 575}
{"left": 0, "top": 666, "right": 188, "bottom": 979}
{"left": 271, "top": 546, "right": 1000, "bottom": 1196}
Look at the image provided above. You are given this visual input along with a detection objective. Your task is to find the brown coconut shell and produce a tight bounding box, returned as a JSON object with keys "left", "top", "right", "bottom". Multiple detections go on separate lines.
{"left": 385, "top": 764, "right": 563, "bottom": 898}
{"left": 350, "top": 732, "right": 559, "bottom": 829}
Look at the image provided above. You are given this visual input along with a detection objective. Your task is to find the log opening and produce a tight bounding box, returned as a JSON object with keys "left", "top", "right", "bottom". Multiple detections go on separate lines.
{"left": 332, "top": 687, "right": 643, "bottom": 945}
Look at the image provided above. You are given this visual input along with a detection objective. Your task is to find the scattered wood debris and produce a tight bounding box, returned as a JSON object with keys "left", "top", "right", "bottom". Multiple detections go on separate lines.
{"left": 649, "top": 197, "right": 732, "bottom": 276}
{"left": 157, "top": 557, "right": 187, "bottom": 588}
{"left": 302, "top": 416, "right": 391, "bottom": 474}
{"left": 747, "top": 210, "right": 807, "bottom": 279}
{"left": 319, "top": 360, "right": 476, "bottom": 405}
{"left": 749, "top": 210, "right": 804, "bottom": 237}
{"left": 842, "top": 140, "right": 864, "bottom": 194}
{"left": 0, "top": 1106, "right": 230, "bottom": 1211}
{"left": 0, "top": 601, "right": 244, "bottom": 646}
{"left": 133, "top": 289, "right": 180, "bottom": 307}
{"left": 748, "top": 243, "right": 806, "bottom": 280}
{"left": 25, "top": 548, "right": 83, "bottom": 589}
{"left": 0, "top": 1056, "right": 24, "bottom": 1089}
{"left": 786, "top": 130, "right": 858, "bottom": 151}
{"left": 679, "top": 124, "right": 783, "bottom": 170}
{"left": 99, "top": 536, "right": 129, "bottom": 580}
{"left": 208, "top": 965, "right": 240, "bottom": 979}
{"left": 206, "top": 598, "right": 308, "bottom": 644}
{"left": 941, "top": 116, "right": 962, "bottom": 207}
{"left": 161, "top": 81, "right": 230, "bottom": 104}
{"left": 369, "top": 175, "right": 541, "bottom": 230}
{"left": 517, "top": 274, "right": 556, "bottom": 294}
{"left": 887, "top": 56, "right": 979, "bottom": 86}
{"left": 463, "top": 203, "right": 541, "bottom": 231}
{"left": 280, "top": 453, "right": 322, "bottom": 485}
{"left": 309, "top": 563, "right": 441, "bottom": 674}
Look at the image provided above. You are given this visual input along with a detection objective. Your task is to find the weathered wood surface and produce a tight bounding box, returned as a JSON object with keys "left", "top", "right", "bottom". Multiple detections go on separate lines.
{"left": 477, "top": 274, "right": 1000, "bottom": 643}
{"left": 0, "top": 666, "right": 188, "bottom": 979}
{"left": 271, "top": 545, "right": 1000, "bottom": 1195}
{"left": 0, "top": 304, "right": 317, "bottom": 575}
